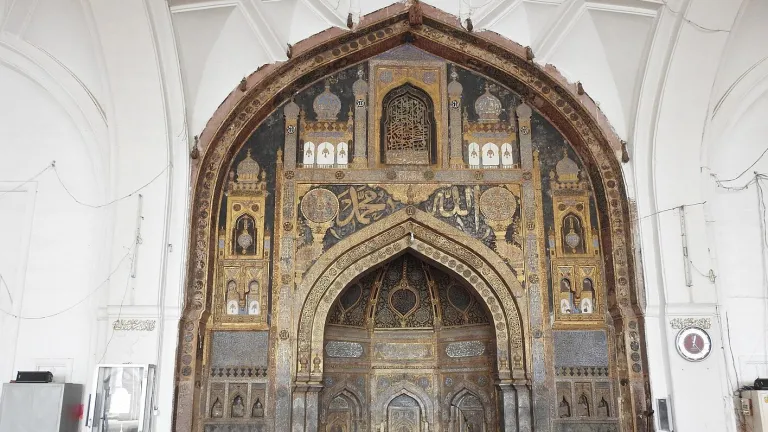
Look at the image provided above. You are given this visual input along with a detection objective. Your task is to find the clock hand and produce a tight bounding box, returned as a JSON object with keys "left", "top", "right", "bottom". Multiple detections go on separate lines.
{"left": 691, "top": 335, "right": 699, "bottom": 350}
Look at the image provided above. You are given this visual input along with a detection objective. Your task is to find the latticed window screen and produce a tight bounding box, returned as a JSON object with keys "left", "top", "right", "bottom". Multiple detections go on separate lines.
{"left": 385, "top": 94, "right": 428, "bottom": 152}
{"left": 381, "top": 84, "right": 435, "bottom": 164}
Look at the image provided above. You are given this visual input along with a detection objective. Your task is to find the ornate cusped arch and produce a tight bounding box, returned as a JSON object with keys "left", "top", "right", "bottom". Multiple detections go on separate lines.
{"left": 372, "top": 383, "right": 435, "bottom": 428}
{"left": 444, "top": 383, "right": 494, "bottom": 425}
{"left": 296, "top": 209, "right": 527, "bottom": 382}
{"left": 175, "top": 3, "right": 649, "bottom": 431}
{"left": 320, "top": 386, "right": 364, "bottom": 422}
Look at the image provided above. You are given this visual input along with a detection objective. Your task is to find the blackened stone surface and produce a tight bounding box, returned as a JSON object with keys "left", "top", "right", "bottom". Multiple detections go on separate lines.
{"left": 553, "top": 421, "right": 619, "bottom": 432}
{"left": 204, "top": 424, "right": 265, "bottom": 432}
{"left": 554, "top": 330, "right": 608, "bottom": 367}
{"left": 211, "top": 331, "right": 269, "bottom": 367}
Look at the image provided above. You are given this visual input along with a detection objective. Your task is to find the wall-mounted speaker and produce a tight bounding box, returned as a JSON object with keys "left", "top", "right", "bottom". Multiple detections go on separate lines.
{"left": 15, "top": 371, "right": 53, "bottom": 383}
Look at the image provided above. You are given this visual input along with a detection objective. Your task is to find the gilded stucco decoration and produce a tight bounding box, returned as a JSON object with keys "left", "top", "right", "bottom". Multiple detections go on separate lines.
{"left": 175, "top": 4, "right": 649, "bottom": 432}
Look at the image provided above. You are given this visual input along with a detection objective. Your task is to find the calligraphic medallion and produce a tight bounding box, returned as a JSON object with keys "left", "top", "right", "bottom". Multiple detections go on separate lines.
{"left": 479, "top": 187, "right": 517, "bottom": 221}
{"left": 301, "top": 188, "right": 339, "bottom": 223}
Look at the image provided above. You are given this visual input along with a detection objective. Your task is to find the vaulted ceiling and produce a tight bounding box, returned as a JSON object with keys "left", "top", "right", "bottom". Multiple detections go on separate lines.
{"left": 167, "top": 0, "right": 663, "bottom": 140}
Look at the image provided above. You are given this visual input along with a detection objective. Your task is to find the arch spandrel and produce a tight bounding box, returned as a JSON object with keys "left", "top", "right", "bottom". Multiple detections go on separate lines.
{"left": 296, "top": 209, "right": 527, "bottom": 381}
{"left": 176, "top": 3, "right": 649, "bottom": 432}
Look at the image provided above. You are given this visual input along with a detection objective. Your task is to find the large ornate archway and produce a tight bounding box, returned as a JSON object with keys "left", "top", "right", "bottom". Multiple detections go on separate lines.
{"left": 293, "top": 211, "right": 528, "bottom": 431}
{"left": 174, "top": 3, "right": 650, "bottom": 432}
{"left": 297, "top": 211, "right": 526, "bottom": 378}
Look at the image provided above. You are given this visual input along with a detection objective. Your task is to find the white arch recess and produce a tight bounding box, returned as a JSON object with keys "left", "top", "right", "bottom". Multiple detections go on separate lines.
{"left": 295, "top": 209, "right": 528, "bottom": 383}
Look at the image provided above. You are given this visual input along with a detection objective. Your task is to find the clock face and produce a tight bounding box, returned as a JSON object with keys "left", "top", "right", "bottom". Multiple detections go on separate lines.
{"left": 675, "top": 327, "right": 712, "bottom": 362}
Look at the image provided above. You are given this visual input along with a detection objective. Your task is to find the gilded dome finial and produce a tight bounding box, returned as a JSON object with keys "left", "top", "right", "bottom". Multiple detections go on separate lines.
{"left": 555, "top": 146, "right": 580, "bottom": 183}
{"left": 474, "top": 82, "right": 502, "bottom": 122}
{"left": 448, "top": 65, "right": 463, "bottom": 97}
{"left": 313, "top": 80, "right": 341, "bottom": 121}
{"left": 231, "top": 148, "right": 264, "bottom": 192}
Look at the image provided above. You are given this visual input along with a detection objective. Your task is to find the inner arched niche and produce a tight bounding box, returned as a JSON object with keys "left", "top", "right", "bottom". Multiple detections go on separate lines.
{"left": 321, "top": 253, "right": 496, "bottom": 432}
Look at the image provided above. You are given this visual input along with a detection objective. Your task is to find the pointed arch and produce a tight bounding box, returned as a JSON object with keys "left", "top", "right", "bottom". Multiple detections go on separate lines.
{"left": 372, "top": 382, "right": 435, "bottom": 428}
{"left": 444, "top": 382, "right": 494, "bottom": 425}
{"left": 295, "top": 209, "right": 526, "bottom": 384}
{"left": 320, "top": 386, "right": 363, "bottom": 424}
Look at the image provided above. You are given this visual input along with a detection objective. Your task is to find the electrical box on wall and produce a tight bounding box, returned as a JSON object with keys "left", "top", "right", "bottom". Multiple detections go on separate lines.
{"left": 657, "top": 398, "right": 673, "bottom": 431}
{"left": 743, "top": 390, "right": 768, "bottom": 432}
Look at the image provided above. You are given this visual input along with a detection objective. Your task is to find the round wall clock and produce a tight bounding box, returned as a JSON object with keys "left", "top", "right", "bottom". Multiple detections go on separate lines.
{"left": 675, "top": 327, "right": 712, "bottom": 361}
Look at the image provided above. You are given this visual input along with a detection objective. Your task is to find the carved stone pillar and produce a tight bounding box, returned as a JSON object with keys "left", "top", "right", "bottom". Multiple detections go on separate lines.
{"left": 275, "top": 159, "right": 295, "bottom": 432}
{"left": 292, "top": 385, "right": 307, "bottom": 432}
{"left": 516, "top": 102, "right": 551, "bottom": 429}
{"left": 292, "top": 383, "right": 323, "bottom": 432}
{"left": 447, "top": 66, "right": 464, "bottom": 168}
{"left": 305, "top": 385, "right": 323, "bottom": 432}
{"left": 515, "top": 384, "right": 532, "bottom": 432}
{"left": 284, "top": 100, "right": 300, "bottom": 169}
{"left": 516, "top": 103, "right": 532, "bottom": 170}
{"left": 352, "top": 66, "right": 368, "bottom": 167}
{"left": 498, "top": 382, "right": 518, "bottom": 431}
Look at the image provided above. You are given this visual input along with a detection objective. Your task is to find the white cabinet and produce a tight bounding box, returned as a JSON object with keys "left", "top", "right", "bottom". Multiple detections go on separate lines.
{"left": 0, "top": 383, "right": 83, "bottom": 432}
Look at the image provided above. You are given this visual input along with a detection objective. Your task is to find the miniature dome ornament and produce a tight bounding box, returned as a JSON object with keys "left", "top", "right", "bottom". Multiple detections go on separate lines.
{"left": 236, "top": 149, "right": 261, "bottom": 181}
{"left": 229, "top": 149, "right": 267, "bottom": 193}
{"left": 474, "top": 83, "right": 502, "bottom": 122}
{"left": 313, "top": 81, "right": 342, "bottom": 121}
{"left": 555, "top": 148, "right": 580, "bottom": 183}
{"left": 447, "top": 65, "right": 463, "bottom": 97}
{"left": 352, "top": 66, "right": 368, "bottom": 95}
{"left": 284, "top": 98, "right": 300, "bottom": 118}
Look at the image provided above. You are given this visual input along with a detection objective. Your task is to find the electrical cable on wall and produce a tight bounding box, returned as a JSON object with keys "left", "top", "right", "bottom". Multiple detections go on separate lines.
{"left": 0, "top": 274, "right": 13, "bottom": 305}
{"left": 0, "top": 160, "right": 169, "bottom": 208}
{"left": 639, "top": 201, "right": 706, "bottom": 222}
{"left": 754, "top": 176, "right": 768, "bottom": 396}
{"left": 588, "top": 201, "right": 707, "bottom": 240}
{"left": 97, "top": 257, "right": 134, "bottom": 364}
{"left": 0, "top": 164, "right": 53, "bottom": 201}
{"left": 53, "top": 163, "right": 170, "bottom": 209}
{"left": 0, "top": 242, "right": 135, "bottom": 320}
{"left": 660, "top": 0, "right": 731, "bottom": 33}
{"left": 702, "top": 172, "right": 768, "bottom": 414}
{"left": 709, "top": 144, "right": 768, "bottom": 186}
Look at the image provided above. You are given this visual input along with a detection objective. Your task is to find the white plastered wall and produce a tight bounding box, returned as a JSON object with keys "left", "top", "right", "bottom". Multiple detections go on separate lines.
{"left": 632, "top": 0, "right": 768, "bottom": 431}
{"left": 0, "top": 0, "right": 188, "bottom": 430}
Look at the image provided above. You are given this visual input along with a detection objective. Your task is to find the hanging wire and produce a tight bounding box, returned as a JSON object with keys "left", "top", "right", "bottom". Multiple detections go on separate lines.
{"left": 460, "top": 0, "right": 495, "bottom": 11}
{"left": 0, "top": 161, "right": 169, "bottom": 208}
{"left": 756, "top": 176, "right": 768, "bottom": 400}
{"left": 687, "top": 257, "right": 711, "bottom": 280}
{"left": 660, "top": 0, "right": 731, "bottom": 33}
{"left": 0, "top": 274, "right": 12, "bottom": 305}
{"left": 97, "top": 260, "right": 134, "bottom": 364}
{"left": 0, "top": 163, "right": 54, "bottom": 201}
{"left": 53, "top": 163, "right": 169, "bottom": 209}
{"left": 0, "top": 242, "right": 135, "bottom": 320}
{"left": 636, "top": 201, "right": 706, "bottom": 223}
{"left": 711, "top": 147, "right": 768, "bottom": 185}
